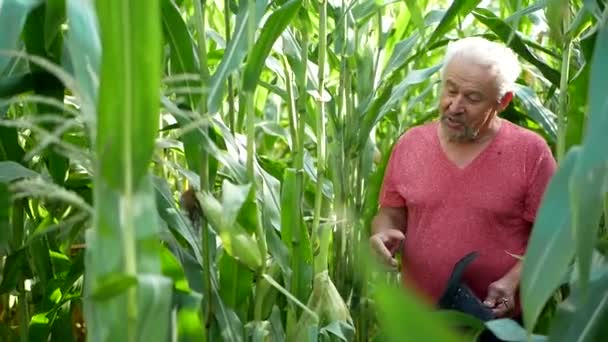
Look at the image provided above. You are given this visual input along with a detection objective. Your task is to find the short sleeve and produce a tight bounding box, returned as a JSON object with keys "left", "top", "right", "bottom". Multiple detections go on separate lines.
{"left": 379, "top": 136, "right": 407, "bottom": 207}
{"left": 523, "top": 139, "right": 557, "bottom": 222}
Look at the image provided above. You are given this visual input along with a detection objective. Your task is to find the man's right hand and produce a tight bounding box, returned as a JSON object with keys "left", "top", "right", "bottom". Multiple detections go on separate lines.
{"left": 369, "top": 229, "right": 405, "bottom": 267}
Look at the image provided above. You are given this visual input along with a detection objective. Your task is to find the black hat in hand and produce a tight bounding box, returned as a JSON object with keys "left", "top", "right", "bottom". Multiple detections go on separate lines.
{"left": 437, "top": 251, "right": 495, "bottom": 321}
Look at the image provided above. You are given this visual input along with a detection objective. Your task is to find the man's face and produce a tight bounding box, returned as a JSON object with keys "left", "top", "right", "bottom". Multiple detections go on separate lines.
{"left": 439, "top": 57, "right": 503, "bottom": 142}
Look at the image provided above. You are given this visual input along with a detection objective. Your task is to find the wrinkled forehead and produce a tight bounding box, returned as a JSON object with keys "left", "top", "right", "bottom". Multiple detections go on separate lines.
{"left": 442, "top": 55, "right": 500, "bottom": 95}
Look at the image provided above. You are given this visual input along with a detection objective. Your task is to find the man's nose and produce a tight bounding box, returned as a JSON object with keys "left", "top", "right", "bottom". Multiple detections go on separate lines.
{"left": 448, "top": 95, "right": 464, "bottom": 113}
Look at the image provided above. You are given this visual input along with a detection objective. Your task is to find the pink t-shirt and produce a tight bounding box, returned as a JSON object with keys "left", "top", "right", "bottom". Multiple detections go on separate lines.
{"left": 379, "top": 119, "right": 557, "bottom": 308}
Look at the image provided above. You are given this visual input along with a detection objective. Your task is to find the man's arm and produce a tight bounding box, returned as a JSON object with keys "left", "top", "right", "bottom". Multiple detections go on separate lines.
{"left": 371, "top": 206, "right": 408, "bottom": 235}
{"left": 370, "top": 206, "right": 408, "bottom": 267}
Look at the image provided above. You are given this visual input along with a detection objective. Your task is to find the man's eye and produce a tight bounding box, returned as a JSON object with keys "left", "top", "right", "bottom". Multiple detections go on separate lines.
{"left": 448, "top": 89, "right": 458, "bottom": 95}
{"left": 467, "top": 96, "right": 481, "bottom": 103}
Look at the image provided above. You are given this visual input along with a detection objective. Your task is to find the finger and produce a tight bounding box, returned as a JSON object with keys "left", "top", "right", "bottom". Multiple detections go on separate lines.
{"left": 388, "top": 238, "right": 404, "bottom": 254}
{"left": 492, "top": 303, "right": 509, "bottom": 317}
{"left": 383, "top": 229, "right": 405, "bottom": 242}
{"left": 371, "top": 237, "right": 398, "bottom": 267}
{"left": 483, "top": 299, "right": 496, "bottom": 308}
{"left": 383, "top": 230, "right": 405, "bottom": 254}
{"left": 484, "top": 284, "right": 507, "bottom": 307}
{"left": 483, "top": 290, "right": 499, "bottom": 307}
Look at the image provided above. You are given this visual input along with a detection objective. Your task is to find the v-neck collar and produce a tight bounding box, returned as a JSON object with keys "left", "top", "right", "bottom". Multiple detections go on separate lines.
{"left": 434, "top": 119, "right": 506, "bottom": 172}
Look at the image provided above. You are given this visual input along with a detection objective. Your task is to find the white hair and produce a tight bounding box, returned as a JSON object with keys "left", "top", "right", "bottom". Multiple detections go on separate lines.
{"left": 441, "top": 37, "right": 522, "bottom": 100}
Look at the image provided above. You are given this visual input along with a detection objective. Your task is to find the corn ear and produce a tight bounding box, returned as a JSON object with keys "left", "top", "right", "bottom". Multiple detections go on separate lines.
{"left": 289, "top": 270, "right": 353, "bottom": 341}
{"left": 197, "top": 191, "right": 263, "bottom": 271}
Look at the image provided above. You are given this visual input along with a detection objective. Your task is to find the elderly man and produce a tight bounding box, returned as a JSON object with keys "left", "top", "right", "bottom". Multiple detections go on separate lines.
{"left": 370, "top": 37, "right": 556, "bottom": 319}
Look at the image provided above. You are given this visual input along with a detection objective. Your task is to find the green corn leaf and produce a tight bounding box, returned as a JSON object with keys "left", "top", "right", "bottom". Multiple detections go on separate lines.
{"left": 570, "top": 17, "right": 608, "bottom": 290}
{"left": 320, "top": 320, "right": 355, "bottom": 342}
{"left": 0, "top": 0, "right": 43, "bottom": 73}
{"left": 153, "top": 176, "right": 202, "bottom": 263}
{"left": 485, "top": 319, "right": 528, "bottom": 342}
{"left": 472, "top": 8, "right": 561, "bottom": 86}
{"left": 177, "top": 298, "right": 206, "bottom": 342}
{"left": 380, "top": 32, "right": 420, "bottom": 80}
{"left": 29, "top": 219, "right": 54, "bottom": 290}
{"left": 168, "top": 110, "right": 247, "bottom": 183}
{"left": 162, "top": 0, "right": 198, "bottom": 108}
{"left": 95, "top": 0, "right": 161, "bottom": 191}
{"left": 0, "top": 161, "right": 39, "bottom": 183}
{"left": 160, "top": 244, "right": 191, "bottom": 293}
{"left": 584, "top": 0, "right": 604, "bottom": 20}
{"left": 170, "top": 246, "right": 204, "bottom": 293}
{"left": 242, "top": 0, "right": 302, "bottom": 93}
{"left": 358, "top": 64, "right": 441, "bottom": 150}
{"left": 44, "top": 0, "right": 65, "bottom": 52}
{"left": 211, "top": 279, "right": 245, "bottom": 342}
{"left": 514, "top": 85, "right": 558, "bottom": 142}
{"left": 160, "top": 98, "right": 207, "bottom": 174}
{"left": 90, "top": 273, "right": 138, "bottom": 301}
{"left": 427, "top": 0, "right": 482, "bottom": 45}
{"left": 404, "top": 0, "right": 425, "bottom": 36}
{"left": 136, "top": 275, "right": 173, "bottom": 342}
{"left": 0, "top": 72, "right": 36, "bottom": 97}
{"left": 261, "top": 187, "right": 291, "bottom": 277}
{"left": 48, "top": 305, "right": 77, "bottom": 342}
{"left": 177, "top": 304, "right": 207, "bottom": 342}
{"left": 351, "top": 0, "right": 392, "bottom": 27}
{"left": 434, "top": 310, "right": 486, "bottom": 338}
{"left": 65, "top": 0, "right": 101, "bottom": 108}
{"left": 219, "top": 251, "right": 254, "bottom": 312}
{"left": 0, "top": 125, "right": 26, "bottom": 163}
{"left": 567, "top": 6, "right": 594, "bottom": 40}
{"left": 269, "top": 306, "right": 286, "bottom": 341}
{"left": 0, "top": 248, "right": 29, "bottom": 294}
{"left": 521, "top": 147, "right": 579, "bottom": 332}
{"left": 222, "top": 180, "right": 252, "bottom": 228}
{"left": 254, "top": 261, "right": 281, "bottom": 320}
{"left": 207, "top": 0, "right": 270, "bottom": 113}
{"left": 23, "top": 4, "right": 69, "bottom": 186}
{"left": 546, "top": 0, "right": 569, "bottom": 42}
{"left": 29, "top": 312, "right": 52, "bottom": 341}
{"left": 548, "top": 269, "right": 608, "bottom": 342}
{"left": 0, "top": 183, "right": 9, "bottom": 255}
{"left": 504, "top": 0, "right": 547, "bottom": 24}
{"left": 565, "top": 41, "right": 592, "bottom": 149}
{"left": 375, "top": 282, "right": 460, "bottom": 342}
{"left": 161, "top": 0, "right": 204, "bottom": 172}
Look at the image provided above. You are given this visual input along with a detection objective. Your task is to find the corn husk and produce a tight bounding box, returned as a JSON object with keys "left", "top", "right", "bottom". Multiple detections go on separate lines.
{"left": 196, "top": 191, "right": 263, "bottom": 271}
{"left": 289, "top": 270, "right": 353, "bottom": 341}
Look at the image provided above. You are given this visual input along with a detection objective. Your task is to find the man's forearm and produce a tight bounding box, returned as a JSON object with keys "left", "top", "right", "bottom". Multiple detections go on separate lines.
{"left": 502, "top": 260, "right": 522, "bottom": 285}
{"left": 371, "top": 207, "right": 407, "bottom": 235}
{"left": 371, "top": 215, "right": 400, "bottom": 234}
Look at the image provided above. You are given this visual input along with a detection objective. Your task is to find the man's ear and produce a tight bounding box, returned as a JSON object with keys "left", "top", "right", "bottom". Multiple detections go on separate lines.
{"left": 498, "top": 92, "right": 514, "bottom": 111}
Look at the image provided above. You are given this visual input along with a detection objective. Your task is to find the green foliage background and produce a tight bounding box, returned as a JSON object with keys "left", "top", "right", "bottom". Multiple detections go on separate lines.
{"left": 0, "top": 0, "right": 607, "bottom": 341}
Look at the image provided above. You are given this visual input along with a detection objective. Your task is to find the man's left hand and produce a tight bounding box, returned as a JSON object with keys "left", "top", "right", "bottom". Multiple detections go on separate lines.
{"left": 483, "top": 277, "right": 517, "bottom": 318}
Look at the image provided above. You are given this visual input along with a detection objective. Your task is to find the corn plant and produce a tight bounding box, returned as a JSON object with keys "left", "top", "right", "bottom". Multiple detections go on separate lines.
{"left": 0, "top": 0, "right": 607, "bottom": 341}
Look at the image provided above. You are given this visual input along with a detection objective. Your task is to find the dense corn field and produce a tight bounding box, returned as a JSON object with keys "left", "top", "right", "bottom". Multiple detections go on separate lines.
{"left": 0, "top": 0, "right": 607, "bottom": 341}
